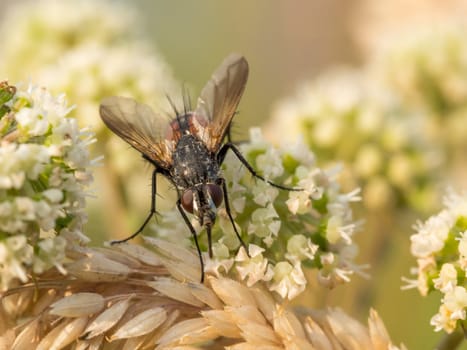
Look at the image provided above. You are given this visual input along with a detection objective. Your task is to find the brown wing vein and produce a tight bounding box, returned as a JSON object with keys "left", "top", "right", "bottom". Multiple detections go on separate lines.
{"left": 195, "top": 53, "right": 249, "bottom": 152}
{"left": 99, "top": 96, "right": 173, "bottom": 168}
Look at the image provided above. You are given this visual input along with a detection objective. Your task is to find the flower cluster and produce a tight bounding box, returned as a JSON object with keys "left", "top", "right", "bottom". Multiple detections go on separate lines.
{"left": 373, "top": 22, "right": 467, "bottom": 152}
{"left": 0, "top": 0, "right": 134, "bottom": 78}
{"left": 266, "top": 69, "right": 440, "bottom": 212}
{"left": 0, "top": 0, "right": 176, "bottom": 133}
{"left": 0, "top": 81, "right": 95, "bottom": 290}
{"left": 151, "top": 128, "right": 364, "bottom": 300}
{"left": 405, "top": 189, "right": 467, "bottom": 333}
{"left": 36, "top": 43, "right": 176, "bottom": 130}
{"left": 0, "top": 0, "right": 178, "bottom": 241}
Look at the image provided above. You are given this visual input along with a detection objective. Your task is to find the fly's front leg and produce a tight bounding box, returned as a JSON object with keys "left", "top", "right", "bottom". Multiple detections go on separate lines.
{"left": 177, "top": 199, "right": 205, "bottom": 283}
{"left": 110, "top": 167, "right": 159, "bottom": 244}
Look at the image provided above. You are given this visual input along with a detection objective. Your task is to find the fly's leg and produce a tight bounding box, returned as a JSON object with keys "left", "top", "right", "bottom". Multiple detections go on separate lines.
{"left": 218, "top": 142, "right": 301, "bottom": 191}
{"left": 218, "top": 177, "right": 249, "bottom": 255}
{"left": 206, "top": 224, "right": 213, "bottom": 258}
{"left": 110, "top": 168, "right": 159, "bottom": 244}
{"left": 226, "top": 122, "right": 233, "bottom": 143}
{"left": 177, "top": 199, "right": 205, "bottom": 283}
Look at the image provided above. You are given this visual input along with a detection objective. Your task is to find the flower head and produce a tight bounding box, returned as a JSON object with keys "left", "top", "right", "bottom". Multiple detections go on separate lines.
{"left": 0, "top": 81, "right": 95, "bottom": 290}
{"left": 0, "top": 0, "right": 179, "bottom": 244}
{"left": 407, "top": 188, "right": 467, "bottom": 333}
{"left": 267, "top": 68, "right": 443, "bottom": 213}
{"left": 151, "top": 128, "right": 363, "bottom": 300}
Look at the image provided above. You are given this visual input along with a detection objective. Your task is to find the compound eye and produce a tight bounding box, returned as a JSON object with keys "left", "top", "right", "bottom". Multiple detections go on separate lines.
{"left": 181, "top": 190, "right": 194, "bottom": 213}
{"left": 207, "top": 184, "right": 223, "bottom": 208}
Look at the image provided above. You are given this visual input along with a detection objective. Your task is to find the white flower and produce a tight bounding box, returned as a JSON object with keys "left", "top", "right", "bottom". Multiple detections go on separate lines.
{"left": 318, "top": 252, "right": 354, "bottom": 288}
{"left": 431, "top": 305, "right": 455, "bottom": 333}
{"left": 269, "top": 261, "right": 307, "bottom": 300}
{"left": 285, "top": 234, "right": 318, "bottom": 262}
{"left": 42, "top": 189, "right": 64, "bottom": 203}
{"left": 216, "top": 213, "right": 242, "bottom": 251}
{"left": 255, "top": 147, "right": 284, "bottom": 179}
{"left": 14, "top": 197, "right": 36, "bottom": 221}
{"left": 286, "top": 166, "right": 323, "bottom": 215}
{"left": 251, "top": 180, "right": 279, "bottom": 206}
{"left": 15, "top": 106, "right": 50, "bottom": 136}
{"left": 247, "top": 204, "right": 281, "bottom": 239}
{"left": 415, "top": 257, "right": 436, "bottom": 296}
{"left": 445, "top": 189, "right": 467, "bottom": 218}
{"left": 442, "top": 286, "right": 467, "bottom": 326}
{"left": 410, "top": 211, "right": 454, "bottom": 258}
{"left": 408, "top": 189, "right": 467, "bottom": 332}
{"left": 229, "top": 183, "right": 247, "bottom": 214}
{"left": 247, "top": 127, "right": 268, "bottom": 148}
{"left": 0, "top": 235, "right": 33, "bottom": 290}
{"left": 204, "top": 243, "right": 234, "bottom": 278}
{"left": 34, "top": 236, "right": 67, "bottom": 275}
{"left": 295, "top": 166, "right": 324, "bottom": 198}
{"left": 286, "top": 190, "right": 311, "bottom": 216}
{"left": 0, "top": 143, "right": 47, "bottom": 189}
{"left": 235, "top": 244, "right": 272, "bottom": 287}
{"left": 433, "top": 263, "right": 457, "bottom": 293}
{"left": 280, "top": 137, "right": 315, "bottom": 166}
{"left": 327, "top": 215, "right": 346, "bottom": 244}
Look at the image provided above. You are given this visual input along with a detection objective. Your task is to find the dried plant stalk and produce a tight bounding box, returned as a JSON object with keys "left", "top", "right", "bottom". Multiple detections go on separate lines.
{"left": 0, "top": 239, "right": 404, "bottom": 350}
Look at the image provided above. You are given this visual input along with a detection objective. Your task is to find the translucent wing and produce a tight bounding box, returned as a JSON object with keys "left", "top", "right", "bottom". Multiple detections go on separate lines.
{"left": 99, "top": 96, "right": 173, "bottom": 168}
{"left": 195, "top": 53, "right": 249, "bottom": 152}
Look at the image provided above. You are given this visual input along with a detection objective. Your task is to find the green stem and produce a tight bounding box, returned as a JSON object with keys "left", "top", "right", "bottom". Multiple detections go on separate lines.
{"left": 435, "top": 330, "right": 465, "bottom": 350}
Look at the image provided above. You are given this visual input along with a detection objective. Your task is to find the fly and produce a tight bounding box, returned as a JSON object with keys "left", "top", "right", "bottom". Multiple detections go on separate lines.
{"left": 99, "top": 54, "right": 296, "bottom": 282}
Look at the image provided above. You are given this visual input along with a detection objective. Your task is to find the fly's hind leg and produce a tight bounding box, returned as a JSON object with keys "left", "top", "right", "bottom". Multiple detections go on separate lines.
{"left": 217, "top": 142, "right": 301, "bottom": 191}
{"left": 217, "top": 177, "right": 249, "bottom": 255}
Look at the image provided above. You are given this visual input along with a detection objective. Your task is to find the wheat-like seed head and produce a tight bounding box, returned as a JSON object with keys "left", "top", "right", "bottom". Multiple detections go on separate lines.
{"left": 0, "top": 238, "right": 404, "bottom": 350}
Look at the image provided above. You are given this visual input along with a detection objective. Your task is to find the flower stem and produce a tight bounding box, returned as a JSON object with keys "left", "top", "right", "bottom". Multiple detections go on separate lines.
{"left": 436, "top": 330, "right": 465, "bottom": 350}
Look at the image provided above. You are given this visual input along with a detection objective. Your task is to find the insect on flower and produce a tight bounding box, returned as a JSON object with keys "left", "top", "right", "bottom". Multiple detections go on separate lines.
{"left": 100, "top": 54, "right": 296, "bottom": 282}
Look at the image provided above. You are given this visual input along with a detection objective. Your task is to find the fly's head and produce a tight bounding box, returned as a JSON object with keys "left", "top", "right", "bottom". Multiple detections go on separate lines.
{"left": 181, "top": 182, "right": 223, "bottom": 228}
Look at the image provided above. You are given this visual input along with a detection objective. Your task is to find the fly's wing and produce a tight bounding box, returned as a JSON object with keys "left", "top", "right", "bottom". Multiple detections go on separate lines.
{"left": 100, "top": 96, "right": 173, "bottom": 168}
{"left": 194, "top": 53, "right": 249, "bottom": 152}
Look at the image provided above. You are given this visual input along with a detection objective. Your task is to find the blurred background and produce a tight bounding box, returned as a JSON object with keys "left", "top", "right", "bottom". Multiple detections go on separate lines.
{"left": 1, "top": 0, "right": 467, "bottom": 348}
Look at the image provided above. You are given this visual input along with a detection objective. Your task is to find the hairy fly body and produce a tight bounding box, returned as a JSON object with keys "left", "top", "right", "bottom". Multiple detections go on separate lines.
{"left": 100, "top": 54, "right": 295, "bottom": 282}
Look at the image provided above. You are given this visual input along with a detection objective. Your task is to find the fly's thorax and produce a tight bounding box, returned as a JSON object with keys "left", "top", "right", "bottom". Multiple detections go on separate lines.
{"left": 171, "top": 133, "right": 220, "bottom": 189}
{"left": 165, "top": 112, "right": 209, "bottom": 142}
